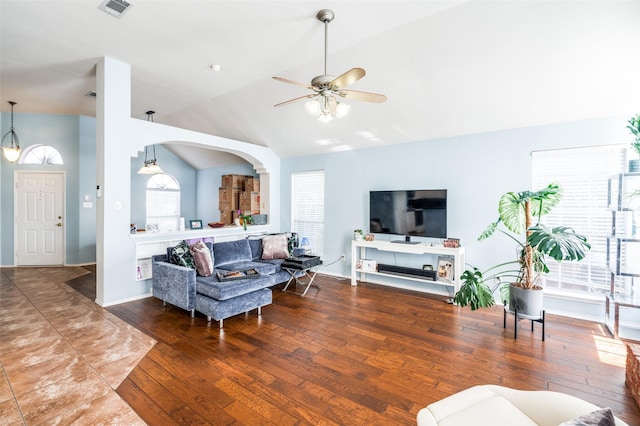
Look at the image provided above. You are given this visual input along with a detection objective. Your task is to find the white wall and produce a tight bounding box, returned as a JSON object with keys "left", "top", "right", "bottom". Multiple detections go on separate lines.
{"left": 95, "top": 57, "right": 281, "bottom": 306}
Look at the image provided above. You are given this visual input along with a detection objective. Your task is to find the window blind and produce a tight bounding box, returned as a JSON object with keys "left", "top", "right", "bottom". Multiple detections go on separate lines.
{"left": 532, "top": 145, "right": 627, "bottom": 296}
{"left": 291, "top": 170, "right": 325, "bottom": 257}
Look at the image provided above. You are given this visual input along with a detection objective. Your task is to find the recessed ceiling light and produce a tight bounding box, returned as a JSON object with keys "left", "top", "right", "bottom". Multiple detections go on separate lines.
{"left": 209, "top": 64, "right": 222, "bottom": 72}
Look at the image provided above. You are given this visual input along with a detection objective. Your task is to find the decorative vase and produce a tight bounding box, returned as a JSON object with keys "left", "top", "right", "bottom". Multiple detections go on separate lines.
{"left": 508, "top": 284, "right": 544, "bottom": 318}
{"left": 354, "top": 231, "right": 363, "bottom": 240}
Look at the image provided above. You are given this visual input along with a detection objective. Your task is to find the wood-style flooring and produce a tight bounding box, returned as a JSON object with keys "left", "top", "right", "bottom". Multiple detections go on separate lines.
{"left": 105, "top": 274, "right": 640, "bottom": 425}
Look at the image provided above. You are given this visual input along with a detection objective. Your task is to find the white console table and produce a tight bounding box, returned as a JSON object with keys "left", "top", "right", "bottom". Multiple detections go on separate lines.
{"left": 351, "top": 239, "right": 465, "bottom": 295}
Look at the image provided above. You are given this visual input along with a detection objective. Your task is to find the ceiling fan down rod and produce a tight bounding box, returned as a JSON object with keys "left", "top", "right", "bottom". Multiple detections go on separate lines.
{"left": 316, "top": 9, "right": 335, "bottom": 76}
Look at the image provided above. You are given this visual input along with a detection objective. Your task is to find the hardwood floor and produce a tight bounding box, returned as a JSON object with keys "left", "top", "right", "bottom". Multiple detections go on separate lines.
{"left": 107, "top": 275, "right": 640, "bottom": 425}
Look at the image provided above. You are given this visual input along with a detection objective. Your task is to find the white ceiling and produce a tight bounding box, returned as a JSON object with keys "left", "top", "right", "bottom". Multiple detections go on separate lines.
{"left": 2, "top": 1, "right": 640, "bottom": 168}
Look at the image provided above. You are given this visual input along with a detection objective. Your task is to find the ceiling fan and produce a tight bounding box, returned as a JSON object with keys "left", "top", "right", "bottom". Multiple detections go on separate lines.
{"left": 273, "top": 9, "right": 387, "bottom": 122}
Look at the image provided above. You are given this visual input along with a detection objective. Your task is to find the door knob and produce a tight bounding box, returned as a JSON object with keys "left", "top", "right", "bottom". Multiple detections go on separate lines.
{"left": 56, "top": 223, "right": 62, "bottom": 227}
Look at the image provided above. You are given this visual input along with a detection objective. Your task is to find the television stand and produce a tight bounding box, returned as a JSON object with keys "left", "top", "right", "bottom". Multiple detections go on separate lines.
{"left": 351, "top": 239, "right": 465, "bottom": 296}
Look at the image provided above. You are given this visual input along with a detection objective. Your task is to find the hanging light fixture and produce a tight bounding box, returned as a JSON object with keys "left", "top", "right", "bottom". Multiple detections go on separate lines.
{"left": 306, "top": 11, "right": 349, "bottom": 123}
{"left": 304, "top": 91, "right": 351, "bottom": 123}
{"left": 274, "top": 9, "right": 387, "bottom": 122}
{"left": 137, "top": 110, "right": 164, "bottom": 175}
{"left": 1, "top": 101, "right": 21, "bottom": 163}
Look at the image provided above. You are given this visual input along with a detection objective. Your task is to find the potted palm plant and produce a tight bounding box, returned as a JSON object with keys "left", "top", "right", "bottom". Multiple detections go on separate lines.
{"left": 454, "top": 183, "right": 591, "bottom": 315}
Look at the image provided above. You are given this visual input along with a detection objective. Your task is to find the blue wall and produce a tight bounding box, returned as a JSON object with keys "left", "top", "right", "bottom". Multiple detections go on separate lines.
{"left": 280, "top": 116, "right": 630, "bottom": 287}
{"left": 0, "top": 112, "right": 260, "bottom": 266}
{"left": 196, "top": 164, "right": 258, "bottom": 223}
{"left": 130, "top": 144, "right": 197, "bottom": 230}
{"left": 1, "top": 112, "right": 631, "bottom": 281}
{"left": 0, "top": 113, "right": 97, "bottom": 265}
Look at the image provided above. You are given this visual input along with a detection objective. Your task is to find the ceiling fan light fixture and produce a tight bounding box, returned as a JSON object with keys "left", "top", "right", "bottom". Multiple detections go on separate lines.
{"left": 1, "top": 101, "right": 21, "bottom": 163}
{"left": 273, "top": 9, "right": 386, "bottom": 120}
{"left": 335, "top": 102, "right": 351, "bottom": 118}
{"left": 305, "top": 99, "right": 321, "bottom": 116}
{"left": 318, "top": 113, "right": 334, "bottom": 123}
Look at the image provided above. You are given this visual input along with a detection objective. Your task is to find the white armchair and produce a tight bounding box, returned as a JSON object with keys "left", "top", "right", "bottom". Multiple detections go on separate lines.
{"left": 417, "top": 385, "right": 627, "bottom": 426}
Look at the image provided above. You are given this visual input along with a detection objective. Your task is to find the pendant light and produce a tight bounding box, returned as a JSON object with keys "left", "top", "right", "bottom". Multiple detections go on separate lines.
{"left": 137, "top": 110, "right": 164, "bottom": 174}
{"left": 1, "top": 101, "right": 21, "bottom": 163}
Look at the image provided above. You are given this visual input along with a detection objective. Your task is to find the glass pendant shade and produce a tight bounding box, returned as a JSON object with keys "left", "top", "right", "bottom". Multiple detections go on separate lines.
{"left": 138, "top": 159, "right": 164, "bottom": 174}
{"left": 1, "top": 101, "right": 21, "bottom": 163}
{"left": 335, "top": 102, "right": 351, "bottom": 118}
{"left": 305, "top": 99, "right": 321, "bottom": 116}
{"left": 305, "top": 95, "right": 349, "bottom": 122}
{"left": 3, "top": 147, "right": 21, "bottom": 163}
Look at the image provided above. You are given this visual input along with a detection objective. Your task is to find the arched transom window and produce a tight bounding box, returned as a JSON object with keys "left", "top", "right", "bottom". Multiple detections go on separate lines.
{"left": 19, "top": 144, "right": 63, "bottom": 164}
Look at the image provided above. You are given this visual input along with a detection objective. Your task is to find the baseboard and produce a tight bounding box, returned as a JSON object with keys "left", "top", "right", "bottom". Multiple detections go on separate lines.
{"left": 97, "top": 291, "right": 153, "bottom": 307}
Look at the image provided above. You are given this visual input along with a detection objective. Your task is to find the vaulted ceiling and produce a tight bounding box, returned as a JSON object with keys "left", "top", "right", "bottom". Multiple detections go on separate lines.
{"left": 2, "top": 1, "right": 640, "bottom": 168}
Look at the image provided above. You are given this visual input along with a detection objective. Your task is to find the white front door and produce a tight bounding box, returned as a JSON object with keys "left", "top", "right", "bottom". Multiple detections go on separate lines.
{"left": 15, "top": 172, "right": 65, "bottom": 266}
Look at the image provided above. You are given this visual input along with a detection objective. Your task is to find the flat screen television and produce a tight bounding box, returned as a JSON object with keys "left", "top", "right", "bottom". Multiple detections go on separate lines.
{"left": 369, "top": 189, "right": 447, "bottom": 243}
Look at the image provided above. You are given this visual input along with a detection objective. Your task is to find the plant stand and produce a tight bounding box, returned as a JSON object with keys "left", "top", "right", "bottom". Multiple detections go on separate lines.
{"left": 503, "top": 307, "right": 545, "bottom": 341}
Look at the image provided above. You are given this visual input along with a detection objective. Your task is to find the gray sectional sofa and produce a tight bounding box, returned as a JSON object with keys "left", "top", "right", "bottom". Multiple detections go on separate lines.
{"left": 152, "top": 236, "right": 297, "bottom": 328}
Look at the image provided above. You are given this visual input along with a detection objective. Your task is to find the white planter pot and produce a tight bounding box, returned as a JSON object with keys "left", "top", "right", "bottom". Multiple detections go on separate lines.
{"left": 508, "top": 284, "right": 544, "bottom": 318}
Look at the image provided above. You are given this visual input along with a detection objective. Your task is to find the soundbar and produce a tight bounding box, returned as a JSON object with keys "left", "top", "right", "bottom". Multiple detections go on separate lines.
{"left": 377, "top": 264, "right": 436, "bottom": 281}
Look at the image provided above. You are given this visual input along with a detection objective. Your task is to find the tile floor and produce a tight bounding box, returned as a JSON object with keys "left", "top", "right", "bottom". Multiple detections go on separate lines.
{"left": 0, "top": 266, "right": 155, "bottom": 425}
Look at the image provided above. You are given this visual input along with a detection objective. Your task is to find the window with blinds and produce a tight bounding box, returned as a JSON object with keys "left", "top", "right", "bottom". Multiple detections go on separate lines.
{"left": 532, "top": 145, "right": 627, "bottom": 296}
{"left": 146, "top": 174, "right": 180, "bottom": 232}
{"left": 291, "top": 170, "right": 325, "bottom": 257}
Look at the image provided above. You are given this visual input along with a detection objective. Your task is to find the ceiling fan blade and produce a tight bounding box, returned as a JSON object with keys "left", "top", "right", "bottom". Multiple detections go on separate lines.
{"left": 331, "top": 68, "right": 365, "bottom": 89}
{"left": 272, "top": 76, "right": 316, "bottom": 91}
{"left": 338, "top": 89, "right": 387, "bottom": 103}
{"left": 274, "top": 94, "right": 317, "bottom": 108}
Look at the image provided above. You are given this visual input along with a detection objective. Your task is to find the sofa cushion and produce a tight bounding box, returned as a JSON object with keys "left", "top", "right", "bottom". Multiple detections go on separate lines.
{"left": 189, "top": 240, "right": 213, "bottom": 277}
{"left": 261, "top": 234, "right": 289, "bottom": 260}
{"left": 195, "top": 288, "right": 272, "bottom": 321}
{"left": 248, "top": 238, "right": 263, "bottom": 260}
{"left": 171, "top": 241, "right": 195, "bottom": 269}
{"left": 429, "top": 395, "right": 538, "bottom": 426}
{"left": 213, "top": 239, "right": 252, "bottom": 267}
{"left": 560, "top": 408, "right": 615, "bottom": 426}
{"left": 196, "top": 272, "right": 274, "bottom": 301}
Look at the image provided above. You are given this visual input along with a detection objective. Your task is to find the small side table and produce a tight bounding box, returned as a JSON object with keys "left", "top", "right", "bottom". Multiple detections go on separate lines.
{"left": 281, "top": 256, "right": 323, "bottom": 296}
{"left": 503, "top": 307, "right": 545, "bottom": 341}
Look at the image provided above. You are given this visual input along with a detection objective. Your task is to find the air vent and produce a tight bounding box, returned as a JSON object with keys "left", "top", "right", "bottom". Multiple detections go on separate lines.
{"left": 98, "top": 0, "right": 133, "bottom": 18}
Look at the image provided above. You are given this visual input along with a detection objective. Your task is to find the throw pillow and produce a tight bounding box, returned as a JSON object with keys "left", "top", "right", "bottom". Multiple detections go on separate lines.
{"left": 171, "top": 240, "right": 195, "bottom": 269}
{"left": 185, "top": 237, "right": 214, "bottom": 246}
{"left": 189, "top": 240, "right": 213, "bottom": 277}
{"left": 261, "top": 234, "right": 290, "bottom": 260}
{"left": 559, "top": 407, "right": 615, "bottom": 426}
